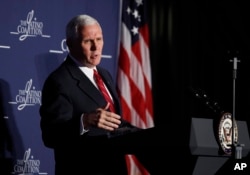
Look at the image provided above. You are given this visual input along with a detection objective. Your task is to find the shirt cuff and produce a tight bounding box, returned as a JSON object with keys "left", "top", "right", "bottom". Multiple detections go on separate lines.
{"left": 80, "top": 113, "right": 89, "bottom": 135}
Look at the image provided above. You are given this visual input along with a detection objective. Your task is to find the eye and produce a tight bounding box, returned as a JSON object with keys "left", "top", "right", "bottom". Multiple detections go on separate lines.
{"left": 96, "top": 37, "right": 103, "bottom": 42}
{"left": 82, "top": 39, "right": 91, "bottom": 44}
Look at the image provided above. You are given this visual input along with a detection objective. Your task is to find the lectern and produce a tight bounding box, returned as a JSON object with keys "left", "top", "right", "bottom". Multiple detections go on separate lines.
{"left": 189, "top": 117, "right": 250, "bottom": 175}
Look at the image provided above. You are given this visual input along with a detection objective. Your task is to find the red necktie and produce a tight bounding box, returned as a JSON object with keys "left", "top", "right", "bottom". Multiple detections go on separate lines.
{"left": 93, "top": 69, "right": 116, "bottom": 113}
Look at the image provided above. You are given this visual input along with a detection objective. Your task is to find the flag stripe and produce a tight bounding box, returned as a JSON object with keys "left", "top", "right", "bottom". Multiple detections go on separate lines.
{"left": 117, "top": 0, "right": 154, "bottom": 174}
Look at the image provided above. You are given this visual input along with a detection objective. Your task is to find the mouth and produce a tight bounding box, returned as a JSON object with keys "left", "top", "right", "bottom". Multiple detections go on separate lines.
{"left": 90, "top": 54, "right": 100, "bottom": 59}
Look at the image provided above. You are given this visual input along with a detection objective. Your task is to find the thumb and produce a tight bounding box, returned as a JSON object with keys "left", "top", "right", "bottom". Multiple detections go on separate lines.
{"left": 104, "top": 102, "right": 110, "bottom": 111}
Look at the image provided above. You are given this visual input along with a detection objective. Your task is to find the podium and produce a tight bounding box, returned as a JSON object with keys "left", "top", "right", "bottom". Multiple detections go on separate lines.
{"left": 189, "top": 118, "right": 250, "bottom": 175}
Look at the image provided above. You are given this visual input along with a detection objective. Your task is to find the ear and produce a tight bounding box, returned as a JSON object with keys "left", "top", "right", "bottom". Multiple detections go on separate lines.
{"left": 66, "top": 39, "right": 72, "bottom": 48}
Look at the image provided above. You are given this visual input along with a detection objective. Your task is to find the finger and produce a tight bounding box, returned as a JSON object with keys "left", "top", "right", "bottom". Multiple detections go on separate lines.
{"left": 104, "top": 103, "right": 110, "bottom": 110}
{"left": 98, "top": 119, "right": 119, "bottom": 130}
{"left": 106, "top": 115, "right": 121, "bottom": 125}
{"left": 108, "top": 112, "right": 121, "bottom": 120}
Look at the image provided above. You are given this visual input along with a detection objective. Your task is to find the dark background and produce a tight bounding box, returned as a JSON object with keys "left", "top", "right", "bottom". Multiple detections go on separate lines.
{"left": 148, "top": 0, "right": 250, "bottom": 174}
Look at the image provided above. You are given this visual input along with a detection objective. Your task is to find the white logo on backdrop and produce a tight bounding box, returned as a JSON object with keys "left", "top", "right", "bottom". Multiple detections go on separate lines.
{"left": 9, "top": 79, "right": 41, "bottom": 110}
{"left": 12, "top": 148, "right": 47, "bottom": 175}
{"left": 49, "top": 39, "right": 68, "bottom": 54}
{"left": 10, "top": 10, "right": 51, "bottom": 41}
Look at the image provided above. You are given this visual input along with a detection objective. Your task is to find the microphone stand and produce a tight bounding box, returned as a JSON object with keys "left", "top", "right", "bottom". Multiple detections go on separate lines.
{"left": 229, "top": 56, "right": 244, "bottom": 159}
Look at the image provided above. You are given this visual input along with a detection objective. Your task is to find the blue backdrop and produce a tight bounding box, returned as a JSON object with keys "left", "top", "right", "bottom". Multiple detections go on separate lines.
{"left": 0, "top": 0, "right": 121, "bottom": 174}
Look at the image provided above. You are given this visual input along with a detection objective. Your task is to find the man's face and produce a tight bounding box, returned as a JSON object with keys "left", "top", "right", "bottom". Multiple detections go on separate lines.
{"left": 70, "top": 23, "right": 104, "bottom": 68}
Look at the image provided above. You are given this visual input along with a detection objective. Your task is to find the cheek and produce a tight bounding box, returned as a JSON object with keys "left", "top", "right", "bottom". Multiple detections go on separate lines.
{"left": 81, "top": 45, "right": 90, "bottom": 53}
{"left": 99, "top": 42, "right": 104, "bottom": 48}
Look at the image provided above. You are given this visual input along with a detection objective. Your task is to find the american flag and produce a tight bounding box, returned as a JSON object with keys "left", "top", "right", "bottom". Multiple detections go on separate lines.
{"left": 117, "top": 0, "right": 154, "bottom": 174}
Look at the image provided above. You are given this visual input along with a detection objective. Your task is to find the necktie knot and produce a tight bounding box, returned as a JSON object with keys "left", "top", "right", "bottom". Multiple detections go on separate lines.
{"left": 93, "top": 69, "right": 101, "bottom": 82}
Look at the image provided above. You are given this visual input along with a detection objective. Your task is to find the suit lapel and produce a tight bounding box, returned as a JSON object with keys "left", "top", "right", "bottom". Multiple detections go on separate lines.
{"left": 97, "top": 68, "right": 118, "bottom": 100}
{"left": 64, "top": 57, "right": 107, "bottom": 107}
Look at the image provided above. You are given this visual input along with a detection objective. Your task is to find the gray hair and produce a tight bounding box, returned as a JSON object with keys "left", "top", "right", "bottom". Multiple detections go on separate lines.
{"left": 66, "top": 14, "right": 101, "bottom": 40}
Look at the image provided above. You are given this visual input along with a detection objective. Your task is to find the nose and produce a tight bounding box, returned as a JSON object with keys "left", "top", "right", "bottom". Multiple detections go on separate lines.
{"left": 90, "top": 40, "right": 97, "bottom": 51}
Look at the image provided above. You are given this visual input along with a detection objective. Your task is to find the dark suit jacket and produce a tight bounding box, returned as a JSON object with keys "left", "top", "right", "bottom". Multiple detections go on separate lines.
{"left": 39, "top": 55, "right": 129, "bottom": 174}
